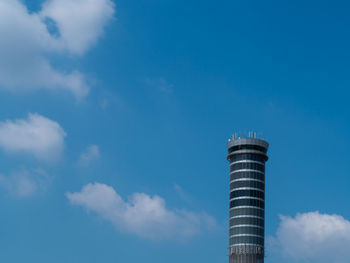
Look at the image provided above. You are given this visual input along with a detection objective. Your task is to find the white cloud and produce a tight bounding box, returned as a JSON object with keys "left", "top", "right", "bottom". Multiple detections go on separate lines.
{"left": 270, "top": 211, "right": 350, "bottom": 263}
{"left": 66, "top": 183, "right": 216, "bottom": 240}
{"left": 41, "top": 0, "right": 115, "bottom": 55}
{"left": 78, "top": 145, "right": 100, "bottom": 166}
{"left": 0, "top": 0, "right": 115, "bottom": 98}
{"left": 0, "top": 113, "right": 66, "bottom": 161}
{"left": 0, "top": 168, "right": 51, "bottom": 197}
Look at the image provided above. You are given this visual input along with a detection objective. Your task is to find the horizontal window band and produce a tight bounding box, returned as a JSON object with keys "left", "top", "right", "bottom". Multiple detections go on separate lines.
{"left": 230, "top": 197, "right": 264, "bottom": 202}
{"left": 227, "top": 151, "right": 268, "bottom": 163}
{"left": 230, "top": 190, "right": 265, "bottom": 200}
{"left": 230, "top": 218, "right": 264, "bottom": 228}
{"left": 230, "top": 215, "right": 264, "bottom": 220}
{"left": 228, "top": 145, "right": 267, "bottom": 154}
{"left": 230, "top": 199, "right": 265, "bottom": 209}
{"left": 228, "top": 155, "right": 267, "bottom": 165}
{"left": 230, "top": 224, "right": 264, "bottom": 229}
{"left": 230, "top": 243, "right": 264, "bottom": 246}
{"left": 230, "top": 206, "right": 264, "bottom": 211}
{"left": 230, "top": 169, "right": 265, "bottom": 175}
{"left": 229, "top": 240, "right": 264, "bottom": 249}
{"left": 230, "top": 173, "right": 265, "bottom": 182}
{"left": 230, "top": 206, "right": 265, "bottom": 215}
{"left": 230, "top": 187, "right": 264, "bottom": 193}
{"left": 229, "top": 238, "right": 264, "bottom": 246}
{"left": 230, "top": 226, "right": 264, "bottom": 237}
{"left": 230, "top": 210, "right": 264, "bottom": 219}
{"left": 230, "top": 178, "right": 265, "bottom": 184}
{"left": 230, "top": 162, "right": 265, "bottom": 169}
{"left": 229, "top": 160, "right": 265, "bottom": 166}
{"left": 229, "top": 244, "right": 264, "bottom": 248}
{"left": 230, "top": 234, "right": 265, "bottom": 239}
{"left": 230, "top": 165, "right": 265, "bottom": 172}
{"left": 230, "top": 182, "right": 265, "bottom": 192}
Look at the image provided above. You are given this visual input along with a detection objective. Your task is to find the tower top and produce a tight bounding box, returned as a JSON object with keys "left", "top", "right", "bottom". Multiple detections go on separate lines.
{"left": 229, "top": 131, "right": 264, "bottom": 140}
{"left": 227, "top": 132, "right": 269, "bottom": 150}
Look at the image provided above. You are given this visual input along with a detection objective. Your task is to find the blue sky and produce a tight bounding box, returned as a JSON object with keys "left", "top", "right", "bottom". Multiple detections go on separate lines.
{"left": 0, "top": 0, "right": 350, "bottom": 262}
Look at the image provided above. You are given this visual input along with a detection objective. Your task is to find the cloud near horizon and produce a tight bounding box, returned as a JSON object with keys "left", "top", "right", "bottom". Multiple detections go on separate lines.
{"left": 0, "top": 0, "right": 115, "bottom": 99}
{"left": 66, "top": 183, "right": 216, "bottom": 240}
{"left": 269, "top": 211, "right": 350, "bottom": 263}
{"left": 0, "top": 113, "right": 66, "bottom": 161}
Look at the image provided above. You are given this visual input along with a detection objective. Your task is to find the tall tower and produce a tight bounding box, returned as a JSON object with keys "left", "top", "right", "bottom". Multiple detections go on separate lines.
{"left": 226, "top": 134, "right": 269, "bottom": 263}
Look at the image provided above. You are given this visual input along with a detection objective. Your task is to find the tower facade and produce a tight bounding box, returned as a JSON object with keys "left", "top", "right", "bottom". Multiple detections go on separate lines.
{"left": 226, "top": 135, "right": 269, "bottom": 263}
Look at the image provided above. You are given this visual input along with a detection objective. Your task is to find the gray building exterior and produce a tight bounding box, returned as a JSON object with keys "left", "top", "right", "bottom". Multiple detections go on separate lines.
{"left": 226, "top": 135, "right": 269, "bottom": 263}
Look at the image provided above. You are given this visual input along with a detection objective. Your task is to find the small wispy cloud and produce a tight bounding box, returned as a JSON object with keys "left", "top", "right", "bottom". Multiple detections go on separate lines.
{"left": 98, "top": 91, "right": 125, "bottom": 111}
{"left": 66, "top": 183, "right": 216, "bottom": 240}
{"left": 174, "top": 184, "right": 192, "bottom": 204}
{"left": 145, "top": 77, "right": 174, "bottom": 93}
{"left": 78, "top": 145, "right": 100, "bottom": 166}
{"left": 0, "top": 113, "right": 66, "bottom": 161}
{"left": 0, "top": 168, "right": 51, "bottom": 197}
{"left": 268, "top": 211, "right": 350, "bottom": 263}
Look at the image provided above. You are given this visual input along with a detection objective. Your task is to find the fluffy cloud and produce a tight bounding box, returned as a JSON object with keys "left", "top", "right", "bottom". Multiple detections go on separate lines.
{"left": 0, "top": 113, "right": 66, "bottom": 161}
{"left": 78, "top": 145, "right": 100, "bottom": 166}
{"left": 0, "top": 0, "right": 115, "bottom": 98}
{"left": 41, "top": 0, "right": 115, "bottom": 55}
{"left": 66, "top": 183, "right": 216, "bottom": 240}
{"left": 0, "top": 168, "right": 51, "bottom": 197}
{"left": 270, "top": 211, "right": 350, "bottom": 263}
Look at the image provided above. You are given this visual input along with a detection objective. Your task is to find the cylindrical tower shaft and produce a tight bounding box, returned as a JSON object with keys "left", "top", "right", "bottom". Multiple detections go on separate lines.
{"left": 226, "top": 136, "right": 269, "bottom": 263}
